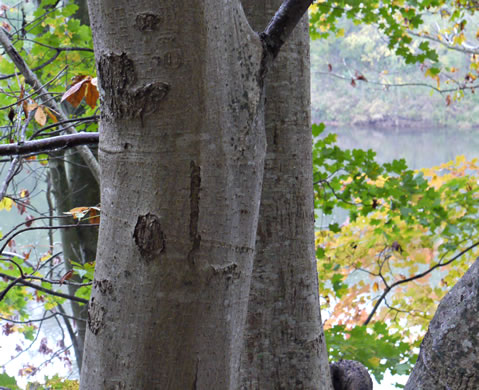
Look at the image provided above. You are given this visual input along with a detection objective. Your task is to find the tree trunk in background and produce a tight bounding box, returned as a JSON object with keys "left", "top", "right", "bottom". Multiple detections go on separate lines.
{"left": 72, "top": 0, "right": 90, "bottom": 26}
{"left": 239, "top": 2, "right": 332, "bottom": 389}
{"left": 49, "top": 150, "right": 99, "bottom": 370}
{"left": 405, "top": 258, "right": 479, "bottom": 390}
{"left": 81, "top": 1, "right": 265, "bottom": 388}
{"left": 32, "top": 0, "right": 98, "bottom": 372}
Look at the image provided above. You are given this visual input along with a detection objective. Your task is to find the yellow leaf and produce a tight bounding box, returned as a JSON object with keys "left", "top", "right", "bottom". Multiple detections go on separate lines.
{"left": 0, "top": 197, "right": 14, "bottom": 211}
{"left": 39, "top": 252, "right": 52, "bottom": 262}
{"left": 453, "top": 33, "right": 466, "bottom": 46}
{"left": 34, "top": 106, "right": 47, "bottom": 126}
{"left": 26, "top": 102, "right": 38, "bottom": 115}
{"left": 368, "top": 356, "right": 381, "bottom": 368}
{"left": 455, "top": 155, "right": 466, "bottom": 165}
{"left": 336, "top": 28, "right": 345, "bottom": 38}
{"left": 373, "top": 282, "right": 379, "bottom": 292}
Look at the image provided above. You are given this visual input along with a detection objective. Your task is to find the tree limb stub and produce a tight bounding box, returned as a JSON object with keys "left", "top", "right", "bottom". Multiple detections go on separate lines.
{"left": 0, "top": 132, "right": 99, "bottom": 156}
{"left": 262, "top": 0, "right": 313, "bottom": 59}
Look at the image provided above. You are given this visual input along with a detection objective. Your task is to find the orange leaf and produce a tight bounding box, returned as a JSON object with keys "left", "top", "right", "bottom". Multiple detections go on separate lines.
{"left": 65, "top": 206, "right": 90, "bottom": 220}
{"left": 85, "top": 82, "right": 99, "bottom": 109}
{"left": 88, "top": 208, "right": 100, "bottom": 224}
{"left": 44, "top": 107, "right": 58, "bottom": 123}
{"left": 61, "top": 77, "right": 91, "bottom": 108}
{"left": 60, "top": 270, "right": 74, "bottom": 285}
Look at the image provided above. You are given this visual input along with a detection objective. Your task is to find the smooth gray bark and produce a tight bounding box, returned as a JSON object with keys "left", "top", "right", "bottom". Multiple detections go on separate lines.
{"left": 405, "top": 258, "right": 479, "bottom": 390}
{"left": 239, "top": 2, "right": 332, "bottom": 389}
{"left": 81, "top": 1, "right": 266, "bottom": 388}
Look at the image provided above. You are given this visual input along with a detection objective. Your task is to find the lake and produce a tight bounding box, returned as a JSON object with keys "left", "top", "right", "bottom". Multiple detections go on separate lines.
{"left": 325, "top": 126, "right": 479, "bottom": 169}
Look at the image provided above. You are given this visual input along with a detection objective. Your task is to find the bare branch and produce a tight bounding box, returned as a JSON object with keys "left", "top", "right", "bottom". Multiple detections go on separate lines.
{"left": 21, "top": 37, "right": 94, "bottom": 53}
{"left": 0, "top": 108, "right": 36, "bottom": 198}
{"left": 409, "top": 30, "right": 479, "bottom": 56}
{"left": 0, "top": 132, "right": 99, "bottom": 156}
{"left": 0, "top": 223, "right": 98, "bottom": 255}
{"left": 363, "top": 240, "right": 479, "bottom": 325}
{"left": 314, "top": 70, "right": 479, "bottom": 94}
{"left": 262, "top": 0, "right": 313, "bottom": 58}
{"left": 0, "top": 272, "right": 88, "bottom": 304}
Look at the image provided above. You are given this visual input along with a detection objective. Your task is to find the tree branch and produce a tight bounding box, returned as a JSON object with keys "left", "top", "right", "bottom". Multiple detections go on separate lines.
{"left": 262, "top": 0, "right": 313, "bottom": 58}
{"left": 0, "top": 132, "right": 99, "bottom": 156}
{"left": 0, "top": 272, "right": 88, "bottom": 304}
{"left": 409, "top": 30, "right": 479, "bottom": 56}
{"left": 363, "top": 240, "right": 479, "bottom": 325}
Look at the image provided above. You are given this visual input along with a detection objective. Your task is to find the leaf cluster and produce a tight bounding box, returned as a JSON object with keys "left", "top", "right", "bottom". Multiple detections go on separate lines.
{"left": 314, "top": 123, "right": 479, "bottom": 383}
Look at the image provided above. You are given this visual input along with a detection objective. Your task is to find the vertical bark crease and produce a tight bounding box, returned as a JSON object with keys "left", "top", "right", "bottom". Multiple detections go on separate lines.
{"left": 188, "top": 160, "right": 201, "bottom": 264}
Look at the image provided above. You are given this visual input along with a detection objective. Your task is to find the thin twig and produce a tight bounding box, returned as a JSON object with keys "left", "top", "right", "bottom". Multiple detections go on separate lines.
{"left": 363, "top": 240, "right": 479, "bottom": 325}
{"left": 0, "top": 272, "right": 89, "bottom": 304}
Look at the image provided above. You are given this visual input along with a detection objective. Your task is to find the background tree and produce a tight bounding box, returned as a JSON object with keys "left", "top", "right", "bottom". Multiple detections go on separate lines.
{"left": 239, "top": 1, "right": 331, "bottom": 389}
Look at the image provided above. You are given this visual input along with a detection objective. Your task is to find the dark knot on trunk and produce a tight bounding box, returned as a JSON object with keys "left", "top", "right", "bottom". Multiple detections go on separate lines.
{"left": 330, "top": 359, "right": 373, "bottom": 390}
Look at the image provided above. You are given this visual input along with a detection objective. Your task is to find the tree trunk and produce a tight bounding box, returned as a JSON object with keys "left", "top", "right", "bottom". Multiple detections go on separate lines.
{"left": 239, "top": 2, "right": 332, "bottom": 389}
{"left": 405, "top": 258, "right": 479, "bottom": 390}
{"left": 80, "top": 1, "right": 266, "bottom": 388}
{"left": 49, "top": 150, "right": 99, "bottom": 370}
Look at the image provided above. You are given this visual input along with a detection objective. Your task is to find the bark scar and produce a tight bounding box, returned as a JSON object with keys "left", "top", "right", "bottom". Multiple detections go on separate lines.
{"left": 88, "top": 297, "right": 105, "bottom": 335}
{"left": 133, "top": 213, "right": 165, "bottom": 261}
{"left": 94, "top": 279, "right": 113, "bottom": 294}
{"left": 97, "top": 52, "right": 169, "bottom": 120}
{"left": 135, "top": 13, "right": 160, "bottom": 31}
{"left": 187, "top": 161, "right": 201, "bottom": 264}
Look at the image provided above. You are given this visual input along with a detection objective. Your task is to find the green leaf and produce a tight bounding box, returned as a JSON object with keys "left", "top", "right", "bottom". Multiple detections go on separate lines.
{"left": 0, "top": 373, "right": 20, "bottom": 389}
{"left": 329, "top": 223, "right": 341, "bottom": 233}
{"left": 312, "top": 122, "right": 326, "bottom": 137}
